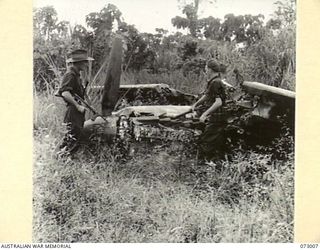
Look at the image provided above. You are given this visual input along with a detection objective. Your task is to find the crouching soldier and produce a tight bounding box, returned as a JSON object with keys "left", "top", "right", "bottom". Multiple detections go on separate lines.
{"left": 57, "top": 49, "right": 94, "bottom": 157}
{"left": 191, "top": 58, "right": 230, "bottom": 160}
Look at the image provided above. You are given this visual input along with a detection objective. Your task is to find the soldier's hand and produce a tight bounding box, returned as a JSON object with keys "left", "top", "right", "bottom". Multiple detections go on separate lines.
{"left": 199, "top": 114, "right": 208, "bottom": 123}
{"left": 191, "top": 104, "right": 196, "bottom": 112}
{"left": 76, "top": 105, "right": 86, "bottom": 114}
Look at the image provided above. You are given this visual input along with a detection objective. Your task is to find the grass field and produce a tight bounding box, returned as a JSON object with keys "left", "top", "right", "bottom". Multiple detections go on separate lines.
{"left": 33, "top": 81, "right": 294, "bottom": 243}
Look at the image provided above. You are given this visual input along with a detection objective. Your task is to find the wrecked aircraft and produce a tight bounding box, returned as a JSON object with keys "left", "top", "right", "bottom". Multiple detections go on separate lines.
{"left": 76, "top": 36, "right": 295, "bottom": 154}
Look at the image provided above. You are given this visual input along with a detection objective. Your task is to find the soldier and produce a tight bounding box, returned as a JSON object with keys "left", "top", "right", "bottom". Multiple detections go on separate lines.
{"left": 57, "top": 49, "right": 94, "bottom": 157}
{"left": 191, "top": 58, "right": 229, "bottom": 160}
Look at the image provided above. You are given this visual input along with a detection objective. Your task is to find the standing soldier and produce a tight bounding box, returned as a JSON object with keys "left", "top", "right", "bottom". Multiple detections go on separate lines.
{"left": 191, "top": 58, "right": 229, "bottom": 160}
{"left": 57, "top": 49, "right": 94, "bottom": 157}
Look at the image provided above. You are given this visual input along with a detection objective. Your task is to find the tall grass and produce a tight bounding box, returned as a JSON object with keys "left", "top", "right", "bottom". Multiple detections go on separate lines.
{"left": 33, "top": 84, "right": 294, "bottom": 242}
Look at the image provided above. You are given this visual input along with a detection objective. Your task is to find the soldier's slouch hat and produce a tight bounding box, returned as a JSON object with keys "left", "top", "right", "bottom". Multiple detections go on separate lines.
{"left": 66, "top": 49, "right": 94, "bottom": 63}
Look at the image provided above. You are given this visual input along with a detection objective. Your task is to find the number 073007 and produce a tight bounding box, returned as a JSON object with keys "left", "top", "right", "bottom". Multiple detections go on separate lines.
{"left": 300, "top": 244, "right": 319, "bottom": 248}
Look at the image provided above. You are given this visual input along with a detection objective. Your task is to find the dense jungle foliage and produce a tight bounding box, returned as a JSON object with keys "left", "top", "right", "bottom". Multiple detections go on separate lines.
{"left": 33, "top": 0, "right": 295, "bottom": 243}
{"left": 33, "top": 0, "right": 296, "bottom": 93}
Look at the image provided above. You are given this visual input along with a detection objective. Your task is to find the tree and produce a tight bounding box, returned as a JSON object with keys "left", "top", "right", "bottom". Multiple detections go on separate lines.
{"left": 198, "top": 16, "right": 222, "bottom": 39}
{"left": 71, "top": 25, "right": 89, "bottom": 47}
{"left": 118, "top": 22, "right": 157, "bottom": 71}
{"left": 267, "top": 0, "right": 296, "bottom": 30}
{"left": 86, "top": 4, "right": 122, "bottom": 34}
{"left": 264, "top": 0, "right": 296, "bottom": 89}
{"left": 86, "top": 4, "right": 123, "bottom": 69}
{"left": 33, "top": 6, "right": 73, "bottom": 91}
{"left": 172, "top": 0, "right": 208, "bottom": 38}
{"left": 178, "top": 36, "right": 198, "bottom": 60}
{"left": 220, "top": 14, "right": 264, "bottom": 45}
{"left": 33, "top": 6, "right": 58, "bottom": 41}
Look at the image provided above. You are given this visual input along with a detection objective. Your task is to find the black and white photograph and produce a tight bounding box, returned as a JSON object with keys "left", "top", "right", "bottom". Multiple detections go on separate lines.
{"left": 33, "top": 0, "right": 296, "bottom": 242}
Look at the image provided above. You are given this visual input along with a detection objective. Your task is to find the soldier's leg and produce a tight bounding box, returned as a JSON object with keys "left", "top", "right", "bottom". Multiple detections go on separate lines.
{"left": 58, "top": 105, "right": 92, "bottom": 158}
{"left": 58, "top": 123, "right": 76, "bottom": 157}
{"left": 199, "top": 122, "right": 226, "bottom": 160}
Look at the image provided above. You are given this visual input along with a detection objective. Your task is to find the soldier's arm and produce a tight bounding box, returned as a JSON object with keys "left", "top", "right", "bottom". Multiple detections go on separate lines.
{"left": 58, "top": 72, "right": 86, "bottom": 113}
{"left": 192, "top": 94, "right": 208, "bottom": 110}
{"left": 200, "top": 97, "right": 222, "bottom": 122}
{"left": 61, "top": 91, "right": 86, "bottom": 113}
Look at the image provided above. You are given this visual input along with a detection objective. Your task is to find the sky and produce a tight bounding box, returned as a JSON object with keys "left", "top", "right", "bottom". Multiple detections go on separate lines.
{"left": 34, "top": 0, "right": 278, "bottom": 34}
